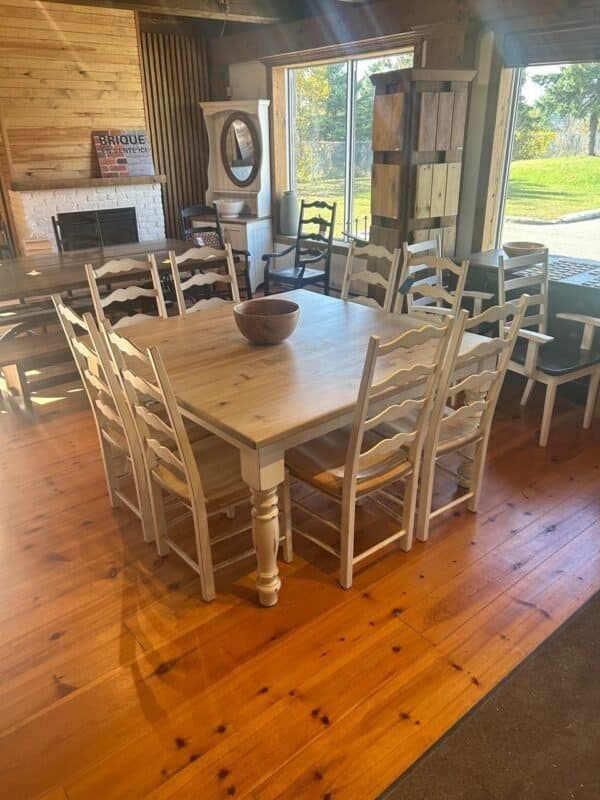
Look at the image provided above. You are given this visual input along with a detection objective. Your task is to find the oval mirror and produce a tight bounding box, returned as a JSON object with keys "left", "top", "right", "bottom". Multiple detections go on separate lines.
{"left": 220, "top": 112, "right": 261, "bottom": 187}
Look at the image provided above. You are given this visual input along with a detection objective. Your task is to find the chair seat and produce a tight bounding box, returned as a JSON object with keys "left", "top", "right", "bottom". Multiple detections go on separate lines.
{"left": 286, "top": 427, "right": 413, "bottom": 499}
{"left": 511, "top": 337, "right": 600, "bottom": 377}
{"left": 153, "top": 434, "right": 249, "bottom": 512}
{"left": 270, "top": 265, "right": 326, "bottom": 283}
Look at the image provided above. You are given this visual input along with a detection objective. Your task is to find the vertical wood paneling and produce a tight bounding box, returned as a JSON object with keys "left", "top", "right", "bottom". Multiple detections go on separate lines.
{"left": 140, "top": 30, "right": 209, "bottom": 240}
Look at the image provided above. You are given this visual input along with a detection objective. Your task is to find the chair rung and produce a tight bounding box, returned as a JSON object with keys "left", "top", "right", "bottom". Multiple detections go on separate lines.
{"left": 430, "top": 490, "right": 474, "bottom": 518}
{"left": 352, "top": 529, "right": 408, "bottom": 564}
{"left": 163, "top": 538, "right": 203, "bottom": 576}
{"left": 295, "top": 526, "right": 341, "bottom": 559}
{"left": 292, "top": 498, "right": 342, "bottom": 533}
{"left": 213, "top": 547, "right": 256, "bottom": 572}
{"left": 211, "top": 524, "right": 251, "bottom": 545}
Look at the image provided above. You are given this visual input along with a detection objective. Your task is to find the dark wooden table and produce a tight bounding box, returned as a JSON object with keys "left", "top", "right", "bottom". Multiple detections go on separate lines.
{"left": 0, "top": 239, "right": 190, "bottom": 303}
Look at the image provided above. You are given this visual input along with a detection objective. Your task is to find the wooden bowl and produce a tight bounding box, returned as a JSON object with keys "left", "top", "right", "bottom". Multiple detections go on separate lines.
{"left": 233, "top": 297, "right": 300, "bottom": 345}
{"left": 502, "top": 241, "right": 545, "bottom": 257}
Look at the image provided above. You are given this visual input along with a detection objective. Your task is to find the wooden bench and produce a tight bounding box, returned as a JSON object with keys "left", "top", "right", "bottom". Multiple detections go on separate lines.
{"left": 0, "top": 332, "right": 77, "bottom": 415}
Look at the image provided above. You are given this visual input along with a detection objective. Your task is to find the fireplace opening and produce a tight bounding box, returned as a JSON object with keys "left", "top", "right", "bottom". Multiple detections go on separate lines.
{"left": 52, "top": 207, "right": 139, "bottom": 252}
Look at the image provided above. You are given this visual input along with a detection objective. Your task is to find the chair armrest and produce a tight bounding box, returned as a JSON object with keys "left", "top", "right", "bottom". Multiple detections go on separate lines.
{"left": 414, "top": 305, "right": 454, "bottom": 317}
{"left": 262, "top": 245, "right": 295, "bottom": 262}
{"left": 516, "top": 328, "right": 554, "bottom": 345}
{"left": 507, "top": 328, "right": 553, "bottom": 377}
{"left": 230, "top": 247, "right": 250, "bottom": 258}
{"left": 556, "top": 312, "right": 600, "bottom": 350}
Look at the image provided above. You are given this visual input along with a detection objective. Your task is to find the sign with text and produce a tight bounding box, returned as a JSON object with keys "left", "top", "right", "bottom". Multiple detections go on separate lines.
{"left": 92, "top": 129, "right": 154, "bottom": 178}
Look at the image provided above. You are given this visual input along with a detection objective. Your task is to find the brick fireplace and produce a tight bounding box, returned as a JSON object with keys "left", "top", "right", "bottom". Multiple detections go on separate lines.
{"left": 9, "top": 179, "right": 166, "bottom": 253}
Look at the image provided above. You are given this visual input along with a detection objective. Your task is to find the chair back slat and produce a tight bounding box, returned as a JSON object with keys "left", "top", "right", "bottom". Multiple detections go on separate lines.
{"left": 340, "top": 243, "right": 401, "bottom": 313}
{"left": 86, "top": 253, "right": 167, "bottom": 328}
{"left": 364, "top": 397, "right": 426, "bottom": 431}
{"left": 394, "top": 238, "right": 469, "bottom": 318}
{"left": 169, "top": 243, "right": 240, "bottom": 315}
{"left": 146, "top": 437, "right": 186, "bottom": 475}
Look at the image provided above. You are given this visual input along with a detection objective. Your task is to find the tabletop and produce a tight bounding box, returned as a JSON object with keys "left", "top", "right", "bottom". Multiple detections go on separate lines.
{"left": 126, "top": 290, "right": 485, "bottom": 452}
{"left": 0, "top": 239, "right": 192, "bottom": 302}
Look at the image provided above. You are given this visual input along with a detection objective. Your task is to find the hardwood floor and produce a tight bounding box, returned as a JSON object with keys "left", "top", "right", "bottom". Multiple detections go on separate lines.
{"left": 0, "top": 377, "right": 598, "bottom": 800}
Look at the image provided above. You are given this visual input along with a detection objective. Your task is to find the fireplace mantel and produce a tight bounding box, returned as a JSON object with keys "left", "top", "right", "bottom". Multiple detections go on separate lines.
{"left": 10, "top": 175, "right": 167, "bottom": 192}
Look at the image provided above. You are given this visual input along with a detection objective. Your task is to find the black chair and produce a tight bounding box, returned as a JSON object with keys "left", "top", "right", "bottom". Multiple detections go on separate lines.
{"left": 262, "top": 200, "right": 336, "bottom": 296}
{"left": 179, "top": 203, "right": 252, "bottom": 299}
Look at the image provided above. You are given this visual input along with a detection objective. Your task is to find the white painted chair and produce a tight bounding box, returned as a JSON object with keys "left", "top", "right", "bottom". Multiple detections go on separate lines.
{"left": 340, "top": 243, "right": 401, "bottom": 313}
{"left": 498, "top": 249, "right": 600, "bottom": 446}
{"left": 395, "top": 238, "right": 490, "bottom": 318}
{"left": 282, "top": 317, "right": 457, "bottom": 589}
{"left": 85, "top": 255, "right": 167, "bottom": 330}
{"left": 168, "top": 244, "right": 240, "bottom": 316}
{"left": 106, "top": 325, "right": 292, "bottom": 601}
{"left": 414, "top": 297, "right": 528, "bottom": 542}
{"left": 52, "top": 295, "right": 155, "bottom": 543}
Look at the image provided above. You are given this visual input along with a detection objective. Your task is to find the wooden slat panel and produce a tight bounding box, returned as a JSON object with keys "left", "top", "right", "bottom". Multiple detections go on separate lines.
{"left": 418, "top": 92, "right": 438, "bottom": 151}
{"left": 0, "top": 0, "right": 147, "bottom": 183}
{"left": 414, "top": 164, "right": 433, "bottom": 219}
{"left": 435, "top": 92, "right": 454, "bottom": 151}
{"left": 430, "top": 163, "right": 448, "bottom": 218}
{"left": 372, "top": 93, "right": 404, "bottom": 152}
{"left": 140, "top": 30, "right": 210, "bottom": 239}
{"left": 371, "top": 164, "right": 402, "bottom": 219}
{"left": 450, "top": 90, "right": 468, "bottom": 151}
{"left": 444, "top": 162, "right": 462, "bottom": 216}
{"left": 442, "top": 225, "right": 456, "bottom": 256}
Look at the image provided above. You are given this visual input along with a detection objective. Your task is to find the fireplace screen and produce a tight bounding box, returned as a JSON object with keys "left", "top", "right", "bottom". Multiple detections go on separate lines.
{"left": 52, "top": 207, "right": 139, "bottom": 252}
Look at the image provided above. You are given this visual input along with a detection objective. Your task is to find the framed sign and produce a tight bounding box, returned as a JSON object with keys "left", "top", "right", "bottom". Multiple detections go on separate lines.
{"left": 92, "top": 129, "right": 155, "bottom": 178}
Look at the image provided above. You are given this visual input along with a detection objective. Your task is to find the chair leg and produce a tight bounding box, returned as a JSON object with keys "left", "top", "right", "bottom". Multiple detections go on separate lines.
{"left": 263, "top": 268, "right": 270, "bottom": 297}
{"left": 415, "top": 453, "right": 436, "bottom": 543}
{"left": 539, "top": 381, "right": 557, "bottom": 447}
{"left": 244, "top": 257, "right": 252, "bottom": 300}
{"left": 400, "top": 472, "right": 419, "bottom": 552}
{"left": 466, "top": 437, "right": 489, "bottom": 512}
{"left": 149, "top": 479, "right": 169, "bottom": 556}
{"left": 583, "top": 371, "right": 600, "bottom": 429}
{"left": 191, "top": 504, "right": 216, "bottom": 603}
{"left": 339, "top": 495, "right": 357, "bottom": 589}
{"left": 281, "top": 469, "right": 293, "bottom": 563}
{"left": 521, "top": 378, "right": 536, "bottom": 406}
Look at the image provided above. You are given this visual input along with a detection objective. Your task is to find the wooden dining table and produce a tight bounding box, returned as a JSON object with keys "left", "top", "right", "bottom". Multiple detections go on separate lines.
{"left": 126, "top": 290, "right": 488, "bottom": 606}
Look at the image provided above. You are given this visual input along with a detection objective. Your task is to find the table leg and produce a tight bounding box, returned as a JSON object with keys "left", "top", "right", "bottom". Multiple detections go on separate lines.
{"left": 240, "top": 446, "right": 285, "bottom": 607}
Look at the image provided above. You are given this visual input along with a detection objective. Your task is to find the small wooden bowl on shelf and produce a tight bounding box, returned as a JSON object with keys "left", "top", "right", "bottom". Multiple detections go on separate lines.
{"left": 502, "top": 241, "right": 545, "bottom": 257}
{"left": 233, "top": 297, "right": 300, "bottom": 345}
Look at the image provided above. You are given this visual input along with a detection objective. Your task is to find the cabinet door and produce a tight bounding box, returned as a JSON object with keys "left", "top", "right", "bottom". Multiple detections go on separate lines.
{"left": 221, "top": 224, "right": 246, "bottom": 251}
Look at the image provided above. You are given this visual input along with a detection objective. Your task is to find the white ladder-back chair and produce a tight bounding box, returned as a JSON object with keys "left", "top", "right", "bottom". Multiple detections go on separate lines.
{"left": 396, "top": 238, "right": 491, "bottom": 318}
{"left": 340, "top": 243, "right": 401, "bottom": 312}
{"left": 498, "top": 249, "right": 600, "bottom": 446}
{"left": 105, "top": 325, "right": 292, "bottom": 601}
{"left": 85, "top": 255, "right": 167, "bottom": 330}
{"left": 415, "top": 297, "right": 528, "bottom": 542}
{"left": 283, "top": 317, "right": 457, "bottom": 589}
{"left": 52, "top": 296, "right": 155, "bottom": 542}
{"left": 168, "top": 244, "right": 240, "bottom": 316}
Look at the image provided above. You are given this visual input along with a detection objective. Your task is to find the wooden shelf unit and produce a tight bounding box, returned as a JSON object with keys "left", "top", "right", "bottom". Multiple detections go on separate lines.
{"left": 369, "top": 68, "right": 476, "bottom": 256}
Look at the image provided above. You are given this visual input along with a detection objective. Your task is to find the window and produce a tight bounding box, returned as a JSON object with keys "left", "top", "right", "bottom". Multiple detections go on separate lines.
{"left": 287, "top": 50, "right": 414, "bottom": 241}
{"left": 498, "top": 62, "right": 600, "bottom": 261}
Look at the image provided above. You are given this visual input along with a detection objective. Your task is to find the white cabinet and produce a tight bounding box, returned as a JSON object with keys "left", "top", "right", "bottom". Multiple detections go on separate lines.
{"left": 220, "top": 216, "right": 272, "bottom": 293}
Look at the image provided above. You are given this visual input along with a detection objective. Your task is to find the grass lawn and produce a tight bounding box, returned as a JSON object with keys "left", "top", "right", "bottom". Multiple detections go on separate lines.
{"left": 505, "top": 156, "right": 600, "bottom": 219}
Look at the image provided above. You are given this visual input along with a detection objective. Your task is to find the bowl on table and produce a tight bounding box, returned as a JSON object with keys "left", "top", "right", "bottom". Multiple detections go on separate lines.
{"left": 215, "top": 198, "right": 245, "bottom": 218}
{"left": 233, "top": 297, "right": 300, "bottom": 345}
{"left": 502, "top": 241, "right": 545, "bottom": 257}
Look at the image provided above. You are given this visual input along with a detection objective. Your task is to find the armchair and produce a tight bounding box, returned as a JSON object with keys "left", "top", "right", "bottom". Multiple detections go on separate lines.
{"left": 499, "top": 249, "right": 600, "bottom": 446}
{"left": 262, "top": 199, "right": 336, "bottom": 295}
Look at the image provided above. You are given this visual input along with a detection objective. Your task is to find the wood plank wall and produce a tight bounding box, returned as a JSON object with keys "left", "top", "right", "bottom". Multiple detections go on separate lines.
{"left": 0, "top": 0, "right": 148, "bottom": 184}
{"left": 139, "top": 30, "right": 210, "bottom": 239}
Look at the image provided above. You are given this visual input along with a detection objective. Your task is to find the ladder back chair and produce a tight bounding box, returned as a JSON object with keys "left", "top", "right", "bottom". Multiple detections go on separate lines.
{"left": 180, "top": 204, "right": 252, "bottom": 299}
{"left": 283, "top": 317, "right": 456, "bottom": 589}
{"left": 340, "top": 243, "right": 401, "bottom": 313}
{"left": 52, "top": 296, "right": 155, "bottom": 542}
{"left": 105, "top": 326, "right": 292, "bottom": 601}
{"left": 85, "top": 255, "right": 167, "bottom": 330}
{"left": 498, "top": 249, "right": 600, "bottom": 446}
{"left": 394, "top": 239, "right": 471, "bottom": 319}
{"left": 263, "top": 199, "right": 336, "bottom": 296}
{"left": 397, "top": 238, "right": 492, "bottom": 318}
{"left": 168, "top": 244, "right": 240, "bottom": 316}
{"left": 415, "top": 297, "right": 528, "bottom": 542}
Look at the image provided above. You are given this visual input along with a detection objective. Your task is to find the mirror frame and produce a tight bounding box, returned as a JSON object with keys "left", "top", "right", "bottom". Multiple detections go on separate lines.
{"left": 220, "top": 111, "right": 261, "bottom": 188}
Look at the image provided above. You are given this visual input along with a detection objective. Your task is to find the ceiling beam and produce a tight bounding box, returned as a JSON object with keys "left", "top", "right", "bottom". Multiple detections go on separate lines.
{"left": 40, "top": 0, "right": 281, "bottom": 24}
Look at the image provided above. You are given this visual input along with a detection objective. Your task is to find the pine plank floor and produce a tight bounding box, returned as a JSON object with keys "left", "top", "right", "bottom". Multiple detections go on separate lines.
{"left": 0, "top": 376, "right": 598, "bottom": 800}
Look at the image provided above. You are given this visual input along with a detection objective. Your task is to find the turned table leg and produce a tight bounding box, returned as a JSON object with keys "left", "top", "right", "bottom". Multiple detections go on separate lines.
{"left": 241, "top": 446, "right": 285, "bottom": 607}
